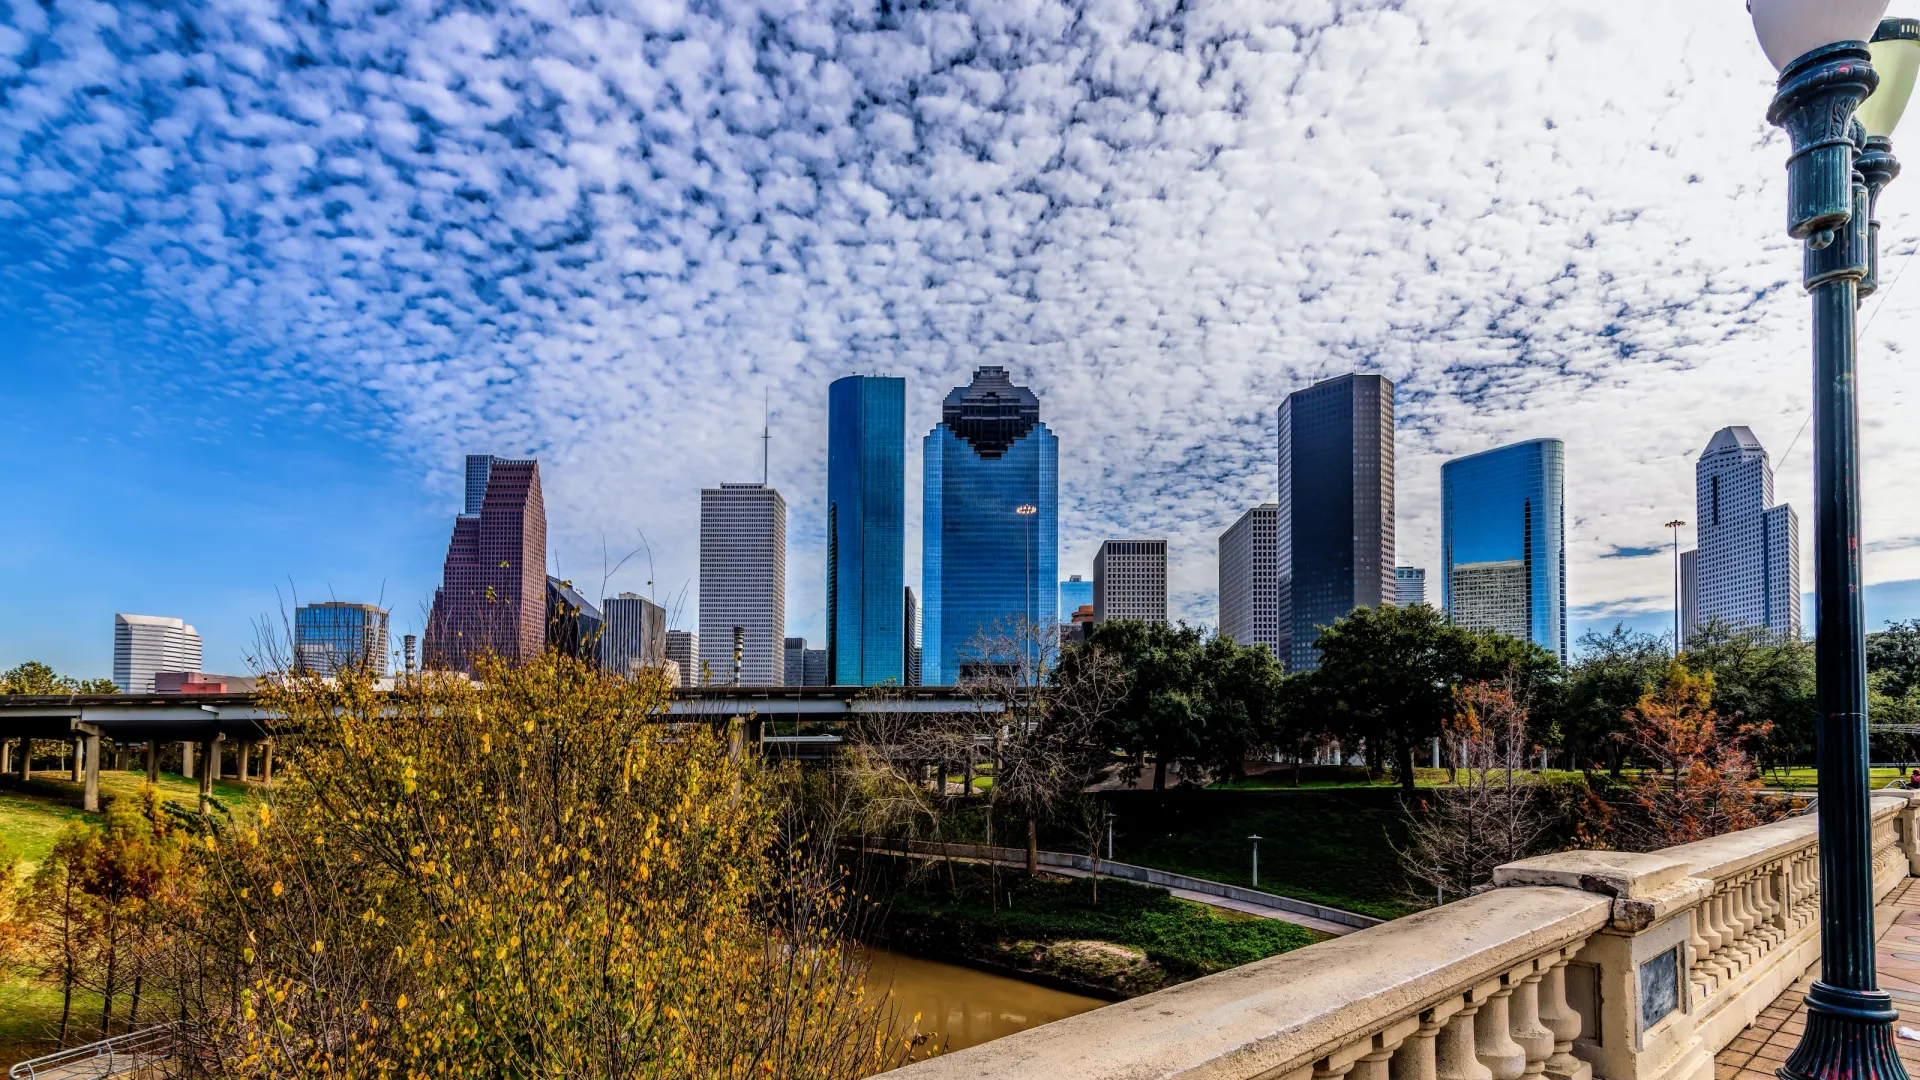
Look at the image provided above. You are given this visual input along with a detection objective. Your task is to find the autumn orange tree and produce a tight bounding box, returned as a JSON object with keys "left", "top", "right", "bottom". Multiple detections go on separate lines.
{"left": 1613, "top": 662, "right": 1784, "bottom": 850}
{"left": 172, "top": 652, "right": 906, "bottom": 1079}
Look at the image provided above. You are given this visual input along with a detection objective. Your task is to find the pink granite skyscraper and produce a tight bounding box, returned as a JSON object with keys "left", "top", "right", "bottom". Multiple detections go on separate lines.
{"left": 425, "top": 456, "right": 547, "bottom": 672}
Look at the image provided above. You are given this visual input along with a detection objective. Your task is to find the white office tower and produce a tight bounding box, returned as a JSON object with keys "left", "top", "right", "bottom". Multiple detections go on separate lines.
{"left": 1094, "top": 539, "right": 1168, "bottom": 623}
{"left": 1449, "top": 560, "right": 1529, "bottom": 639}
{"left": 113, "top": 614, "right": 203, "bottom": 693}
{"left": 1694, "top": 427, "right": 1800, "bottom": 640}
{"left": 1219, "top": 505, "right": 1281, "bottom": 653}
{"left": 699, "top": 483, "right": 787, "bottom": 685}
{"left": 665, "top": 630, "right": 700, "bottom": 687}
{"left": 600, "top": 593, "right": 668, "bottom": 676}
{"left": 1394, "top": 567, "right": 1427, "bottom": 606}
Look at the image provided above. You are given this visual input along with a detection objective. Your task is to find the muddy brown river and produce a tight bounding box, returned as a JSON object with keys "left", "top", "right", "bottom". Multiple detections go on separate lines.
{"left": 865, "top": 946, "right": 1106, "bottom": 1056}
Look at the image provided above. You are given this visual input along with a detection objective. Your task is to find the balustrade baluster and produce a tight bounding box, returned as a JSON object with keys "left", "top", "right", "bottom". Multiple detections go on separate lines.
{"left": 1437, "top": 1002, "right": 1493, "bottom": 1080}
{"left": 1537, "top": 958, "right": 1591, "bottom": 1080}
{"left": 1508, "top": 966, "right": 1554, "bottom": 1077}
{"left": 1352, "top": 1036, "right": 1404, "bottom": 1080}
{"left": 1475, "top": 984, "right": 1527, "bottom": 1080}
{"left": 1391, "top": 1012, "right": 1446, "bottom": 1080}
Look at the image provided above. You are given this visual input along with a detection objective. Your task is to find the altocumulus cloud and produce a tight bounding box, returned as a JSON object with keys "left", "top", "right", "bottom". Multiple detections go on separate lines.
{"left": 4, "top": 0, "right": 1920, "bottom": 635}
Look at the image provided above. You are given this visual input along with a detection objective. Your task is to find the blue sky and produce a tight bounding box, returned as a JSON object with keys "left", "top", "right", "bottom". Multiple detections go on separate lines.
{"left": 6, "top": 0, "right": 1920, "bottom": 679}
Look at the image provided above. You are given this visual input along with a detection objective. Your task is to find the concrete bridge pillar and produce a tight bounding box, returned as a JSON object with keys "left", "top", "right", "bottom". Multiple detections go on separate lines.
{"left": 2, "top": 737, "right": 10, "bottom": 775}
{"left": 17, "top": 738, "right": 31, "bottom": 783}
{"left": 146, "top": 739, "right": 159, "bottom": 782}
{"left": 198, "top": 738, "right": 217, "bottom": 815}
{"left": 180, "top": 741, "right": 194, "bottom": 779}
{"left": 237, "top": 740, "right": 251, "bottom": 782}
{"left": 81, "top": 731, "right": 100, "bottom": 813}
{"left": 70, "top": 738, "right": 82, "bottom": 783}
{"left": 262, "top": 741, "right": 273, "bottom": 786}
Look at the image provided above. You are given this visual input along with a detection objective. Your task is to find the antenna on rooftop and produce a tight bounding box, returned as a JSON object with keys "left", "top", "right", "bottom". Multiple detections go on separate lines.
{"left": 762, "top": 388, "right": 771, "bottom": 486}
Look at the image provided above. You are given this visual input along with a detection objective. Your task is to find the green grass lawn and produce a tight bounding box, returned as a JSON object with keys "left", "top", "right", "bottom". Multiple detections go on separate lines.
{"left": 1053, "top": 787, "right": 1424, "bottom": 920}
{"left": 0, "top": 769, "right": 260, "bottom": 1064}
{"left": 1757, "top": 766, "right": 1909, "bottom": 792}
{"left": 880, "top": 866, "right": 1319, "bottom": 996}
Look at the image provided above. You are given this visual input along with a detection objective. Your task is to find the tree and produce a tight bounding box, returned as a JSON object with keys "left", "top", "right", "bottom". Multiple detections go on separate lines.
{"left": 0, "top": 661, "right": 116, "bottom": 695}
{"left": 962, "top": 618, "right": 1127, "bottom": 877}
{"left": 1611, "top": 662, "right": 1784, "bottom": 850}
{"left": 1076, "top": 621, "right": 1278, "bottom": 790}
{"left": 1300, "top": 605, "right": 1546, "bottom": 794}
{"left": 1561, "top": 626, "right": 1670, "bottom": 775}
{"left": 170, "top": 653, "right": 905, "bottom": 1077}
{"left": 1681, "top": 621, "right": 1815, "bottom": 768}
{"left": 1869, "top": 619, "right": 1920, "bottom": 699}
{"left": 1399, "top": 679, "right": 1556, "bottom": 901}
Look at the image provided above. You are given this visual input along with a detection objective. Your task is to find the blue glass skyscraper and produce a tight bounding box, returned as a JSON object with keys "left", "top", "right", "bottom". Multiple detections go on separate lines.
{"left": 923, "top": 367, "right": 1059, "bottom": 684}
{"left": 827, "top": 375, "right": 907, "bottom": 685}
{"left": 1278, "top": 374, "right": 1396, "bottom": 672}
{"left": 1059, "top": 575, "right": 1092, "bottom": 621}
{"left": 1440, "top": 438, "right": 1567, "bottom": 662}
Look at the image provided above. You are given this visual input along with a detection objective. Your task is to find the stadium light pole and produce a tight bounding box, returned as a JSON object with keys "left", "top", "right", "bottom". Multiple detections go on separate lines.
{"left": 1749, "top": 6, "right": 1920, "bottom": 1080}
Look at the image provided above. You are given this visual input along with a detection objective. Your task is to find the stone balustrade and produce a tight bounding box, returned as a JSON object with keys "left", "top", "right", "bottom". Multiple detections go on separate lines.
{"left": 890, "top": 794, "right": 1920, "bottom": 1080}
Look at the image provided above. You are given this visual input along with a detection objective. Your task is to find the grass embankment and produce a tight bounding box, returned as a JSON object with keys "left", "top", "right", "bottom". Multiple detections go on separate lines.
{"left": 1059, "top": 786, "right": 1423, "bottom": 920}
{"left": 0, "top": 770, "right": 258, "bottom": 1063}
{"left": 879, "top": 865, "right": 1319, "bottom": 999}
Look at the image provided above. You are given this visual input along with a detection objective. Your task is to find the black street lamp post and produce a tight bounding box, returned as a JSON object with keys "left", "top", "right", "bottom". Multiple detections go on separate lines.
{"left": 1751, "top": 5, "right": 1920, "bottom": 1080}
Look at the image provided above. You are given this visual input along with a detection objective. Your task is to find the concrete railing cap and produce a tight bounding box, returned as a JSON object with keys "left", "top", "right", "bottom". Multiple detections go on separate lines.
{"left": 1492, "top": 850, "right": 1691, "bottom": 899}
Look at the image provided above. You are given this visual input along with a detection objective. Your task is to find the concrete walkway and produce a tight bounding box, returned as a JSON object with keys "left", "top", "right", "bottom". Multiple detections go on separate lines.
{"left": 1716, "top": 877, "right": 1920, "bottom": 1080}
{"left": 882, "top": 847, "right": 1358, "bottom": 937}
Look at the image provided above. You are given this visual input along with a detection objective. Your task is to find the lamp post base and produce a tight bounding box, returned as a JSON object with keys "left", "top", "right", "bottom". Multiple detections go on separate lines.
{"left": 1777, "top": 981, "right": 1906, "bottom": 1080}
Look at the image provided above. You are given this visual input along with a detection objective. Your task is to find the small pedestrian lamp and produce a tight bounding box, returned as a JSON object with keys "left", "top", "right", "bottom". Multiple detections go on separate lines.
{"left": 1748, "top": 5, "right": 1920, "bottom": 1080}
{"left": 1248, "top": 834, "right": 1263, "bottom": 888}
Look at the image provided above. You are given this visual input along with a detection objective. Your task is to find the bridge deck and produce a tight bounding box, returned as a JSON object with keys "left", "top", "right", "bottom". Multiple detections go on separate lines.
{"left": 1715, "top": 876, "right": 1920, "bottom": 1080}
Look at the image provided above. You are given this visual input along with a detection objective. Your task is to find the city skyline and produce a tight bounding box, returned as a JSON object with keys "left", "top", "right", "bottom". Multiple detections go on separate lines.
{"left": 11, "top": 4, "right": 1920, "bottom": 680}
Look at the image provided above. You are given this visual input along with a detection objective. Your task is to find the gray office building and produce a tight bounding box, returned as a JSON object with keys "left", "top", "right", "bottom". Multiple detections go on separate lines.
{"left": 1694, "top": 427, "right": 1799, "bottom": 640}
{"left": 783, "top": 637, "right": 829, "bottom": 686}
{"left": 1394, "top": 567, "right": 1427, "bottom": 607}
{"left": 1278, "top": 373, "right": 1395, "bottom": 672}
{"left": 699, "top": 483, "right": 787, "bottom": 685}
{"left": 1219, "top": 505, "right": 1281, "bottom": 655}
{"left": 294, "top": 602, "right": 390, "bottom": 676}
{"left": 1094, "top": 539, "right": 1168, "bottom": 624}
{"left": 665, "top": 630, "right": 700, "bottom": 687}
{"left": 600, "top": 593, "right": 668, "bottom": 676}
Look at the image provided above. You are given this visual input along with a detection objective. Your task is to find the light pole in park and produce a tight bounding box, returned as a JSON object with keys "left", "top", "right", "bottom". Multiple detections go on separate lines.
{"left": 1749, "top": 5, "right": 1920, "bottom": 1080}
{"left": 1663, "top": 518, "right": 1687, "bottom": 650}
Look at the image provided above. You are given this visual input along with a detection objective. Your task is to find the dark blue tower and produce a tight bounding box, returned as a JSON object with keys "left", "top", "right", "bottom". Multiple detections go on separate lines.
{"left": 826, "top": 375, "right": 907, "bottom": 685}
{"left": 923, "top": 367, "right": 1059, "bottom": 685}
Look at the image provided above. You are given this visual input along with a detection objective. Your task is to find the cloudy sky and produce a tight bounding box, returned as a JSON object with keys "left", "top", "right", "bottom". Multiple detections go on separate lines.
{"left": 5, "top": 0, "right": 1920, "bottom": 677}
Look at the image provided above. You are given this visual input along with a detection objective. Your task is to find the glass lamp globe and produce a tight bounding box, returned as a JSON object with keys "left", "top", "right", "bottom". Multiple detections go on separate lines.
{"left": 1861, "top": 17, "right": 1920, "bottom": 137}
{"left": 1751, "top": 0, "right": 1891, "bottom": 71}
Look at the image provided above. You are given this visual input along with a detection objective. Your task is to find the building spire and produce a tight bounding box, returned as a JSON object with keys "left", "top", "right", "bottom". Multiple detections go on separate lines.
{"left": 762, "top": 388, "right": 771, "bottom": 485}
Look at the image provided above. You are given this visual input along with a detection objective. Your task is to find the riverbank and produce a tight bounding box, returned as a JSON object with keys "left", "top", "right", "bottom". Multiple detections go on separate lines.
{"left": 873, "top": 864, "right": 1321, "bottom": 999}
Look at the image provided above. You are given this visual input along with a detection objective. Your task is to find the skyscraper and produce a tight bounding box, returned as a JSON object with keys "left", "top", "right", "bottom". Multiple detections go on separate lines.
{"left": 425, "top": 456, "right": 547, "bottom": 672}
{"left": 545, "top": 577, "right": 602, "bottom": 662}
{"left": 113, "top": 614, "right": 203, "bottom": 693}
{"left": 922, "top": 366, "right": 1059, "bottom": 684}
{"left": 294, "top": 602, "right": 391, "bottom": 676}
{"left": 1278, "top": 373, "right": 1395, "bottom": 672}
{"left": 827, "top": 375, "right": 907, "bottom": 685}
{"left": 1094, "top": 540, "right": 1169, "bottom": 623}
{"left": 699, "top": 483, "right": 787, "bottom": 685}
{"left": 1680, "top": 549, "right": 1700, "bottom": 644}
{"left": 600, "top": 593, "right": 668, "bottom": 676}
{"left": 665, "top": 630, "right": 700, "bottom": 687}
{"left": 903, "top": 587, "right": 921, "bottom": 686}
{"left": 1058, "top": 575, "right": 1093, "bottom": 622}
{"left": 1219, "top": 504, "right": 1280, "bottom": 655}
{"left": 1694, "top": 427, "right": 1800, "bottom": 639}
{"left": 1394, "top": 567, "right": 1428, "bottom": 607}
{"left": 1440, "top": 439, "right": 1568, "bottom": 661}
